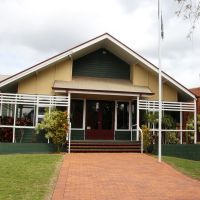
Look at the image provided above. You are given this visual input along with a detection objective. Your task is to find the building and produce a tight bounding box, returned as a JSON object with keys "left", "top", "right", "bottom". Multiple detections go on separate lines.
{"left": 183, "top": 87, "right": 200, "bottom": 142}
{"left": 190, "top": 88, "right": 200, "bottom": 114}
{"left": 0, "top": 33, "right": 197, "bottom": 149}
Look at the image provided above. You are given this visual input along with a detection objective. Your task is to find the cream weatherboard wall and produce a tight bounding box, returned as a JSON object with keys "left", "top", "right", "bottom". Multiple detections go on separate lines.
{"left": 131, "top": 64, "right": 178, "bottom": 101}
{"left": 18, "top": 58, "right": 177, "bottom": 101}
{"left": 18, "top": 59, "right": 72, "bottom": 95}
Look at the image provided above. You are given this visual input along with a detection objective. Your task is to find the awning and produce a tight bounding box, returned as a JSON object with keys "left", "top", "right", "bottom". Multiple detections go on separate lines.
{"left": 53, "top": 76, "right": 153, "bottom": 95}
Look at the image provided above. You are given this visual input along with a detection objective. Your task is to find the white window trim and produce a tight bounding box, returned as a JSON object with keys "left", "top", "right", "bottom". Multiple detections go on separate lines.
{"left": 115, "top": 100, "right": 132, "bottom": 131}
{"left": 71, "top": 98, "right": 85, "bottom": 130}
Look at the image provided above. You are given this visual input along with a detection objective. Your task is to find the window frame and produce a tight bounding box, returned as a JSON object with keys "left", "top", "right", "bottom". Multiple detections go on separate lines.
{"left": 115, "top": 100, "right": 131, "bottom": 131}
{"left": 70, "top": 98, "right": 85, "bottom": 130}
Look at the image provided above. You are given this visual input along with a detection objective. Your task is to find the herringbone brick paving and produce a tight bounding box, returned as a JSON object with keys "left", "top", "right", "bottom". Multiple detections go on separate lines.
{"left": 52, "top": 153, "right": 200, "bottom": 200}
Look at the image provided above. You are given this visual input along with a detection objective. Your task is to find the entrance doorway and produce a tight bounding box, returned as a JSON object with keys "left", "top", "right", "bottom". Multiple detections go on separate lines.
{"left": 85, "top": 100, "right": 115, "bottom": 140}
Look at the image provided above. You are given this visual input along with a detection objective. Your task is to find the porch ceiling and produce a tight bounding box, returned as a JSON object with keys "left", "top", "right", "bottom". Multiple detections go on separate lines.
{"left": 53, "top": 76, "right": 153, "bottom": 95}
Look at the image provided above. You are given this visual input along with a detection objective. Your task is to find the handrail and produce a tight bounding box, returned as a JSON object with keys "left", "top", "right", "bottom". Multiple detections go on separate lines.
{"left": 68, "top": 122, "right": 71, "bottom": 153}
{"left": 138, "top": 126, "right": 143, "bottom": 154}
{"left": 132, "top": 124, "right": 143, "bottom": 154}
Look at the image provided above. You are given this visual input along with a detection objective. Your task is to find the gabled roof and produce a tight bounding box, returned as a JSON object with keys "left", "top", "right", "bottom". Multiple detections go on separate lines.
{"left": 0, "top": 33, "right": 196, "bottom": 99}
{"left": 0, "top": 74, "right": 10, "bottom": 82}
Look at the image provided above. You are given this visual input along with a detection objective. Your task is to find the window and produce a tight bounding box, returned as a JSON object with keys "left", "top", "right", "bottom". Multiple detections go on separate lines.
{"left": 0, "top": 104, "right": 15, "bottom": 125}
{"left": 71, "top": 100, "right": 84, "bottom": 129}
{"left": 37, "top": 106, "right": 49, "bottom": 124}
{"left": 131, "top": 101, "right": 137, "bottom": 127}
{"left": 117, "top": 102, "right": 129, "bottom": 130}
{"left": 16, "top": 105, "right": 35, "bottom": 126}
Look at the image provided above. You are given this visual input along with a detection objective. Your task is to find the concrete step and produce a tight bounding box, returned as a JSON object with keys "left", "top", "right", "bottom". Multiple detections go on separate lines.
{"left": 70, "top": 148, "right": 141, "bottom": 153}
{"left": 68, "top": 140, "right": 141, "bottom": 153}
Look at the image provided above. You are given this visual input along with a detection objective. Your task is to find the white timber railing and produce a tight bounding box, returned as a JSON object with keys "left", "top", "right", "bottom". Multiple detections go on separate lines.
{"left": 139, "top": 100, "right": 195, "bottom": 112}
{"left": 0, "top": 93, "right": 69, "bottom": 143}
{"left": 0, "top": 93, "right": 68, "bottom": 107}
{"left": 138, "top": 99, "right": 196, "bottom": 144}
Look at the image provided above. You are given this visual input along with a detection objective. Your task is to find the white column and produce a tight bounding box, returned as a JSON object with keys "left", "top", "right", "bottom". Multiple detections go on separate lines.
{"left": 35, "top": 96, "right": 39, "bottom": 125}
{"left": 12, "top": 103, "right": 17, "bottom": 143}
{"left": 180, "top": 110, "right": 183, "bottom": 144}
{"left": 136, "top": 96, "right": 140, "bottom": 141}
{"left": 83, "top": 99, "right": 86, "bottom": 140}
{"left": 114, "top": 100, "right": 117, "bottom": 140}
{"left": 130, "top": 101, "right": 133, "bottom": 141}
{"left": 194, "top": 99, "right": 197, "bottom": 144}
{"left": 0, "top": 95, "right": 2, "bottom": 116}
{"left": 68, "top": 92, "right": 71, "bottom": 153}
{"left": 47, "top": 107, "right": 51, "bottom": 144}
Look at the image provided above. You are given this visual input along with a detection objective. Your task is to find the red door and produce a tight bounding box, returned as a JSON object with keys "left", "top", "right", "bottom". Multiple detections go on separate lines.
{"left": 85, "top": 100, "right": 114, "bottom": 140}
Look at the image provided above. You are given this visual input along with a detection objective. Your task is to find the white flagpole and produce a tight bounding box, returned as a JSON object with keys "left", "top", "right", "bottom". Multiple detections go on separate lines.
{"left": 158, "top": 0, "right": 162, "bottom": 162}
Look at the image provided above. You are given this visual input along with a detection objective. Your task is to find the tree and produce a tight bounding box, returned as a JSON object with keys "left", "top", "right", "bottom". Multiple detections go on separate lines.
{"left": 36, "top": 109, "right": 69, "bottom": 152}
{"left": 175, "top": 0, "right": 200, "bottom": 38}
{"left": 186, "top": 114, "right": 200, "bottom": 143}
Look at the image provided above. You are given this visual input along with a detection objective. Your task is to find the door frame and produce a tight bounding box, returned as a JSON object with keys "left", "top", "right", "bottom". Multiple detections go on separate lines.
{"left": 85, "top": 100, "right": 115, "bottom": 140}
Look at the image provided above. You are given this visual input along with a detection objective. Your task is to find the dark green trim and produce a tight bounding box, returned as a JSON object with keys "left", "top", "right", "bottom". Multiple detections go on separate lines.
{"left": 152, "top": 144, "right": 200, "bottom": 161}
{"left": 71, "top": 129, "right": 84, "bottom": 140}
{"left": 0, "top": 143, "right": 57, "bottom": 154}
{"left": 115, "top": 131, "right": 134, "bottom": 140}
{"left": 131, "top": 130, "right": 136, "bottom": 140}
{"left": 73, "top": 48, "right": 130, "bottom": 79}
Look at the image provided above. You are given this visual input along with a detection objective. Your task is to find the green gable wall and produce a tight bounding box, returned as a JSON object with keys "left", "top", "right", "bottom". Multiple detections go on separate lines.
{"left": 73, "top": 48, "right": 130, "bottom": 79}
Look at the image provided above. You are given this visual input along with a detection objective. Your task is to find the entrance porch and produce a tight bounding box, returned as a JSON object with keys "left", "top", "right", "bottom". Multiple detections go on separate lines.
{"left": 69, "top": 92, "right": 138, "bottom": 141}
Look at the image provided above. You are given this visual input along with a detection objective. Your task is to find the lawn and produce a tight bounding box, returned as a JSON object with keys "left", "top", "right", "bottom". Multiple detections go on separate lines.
{"left": 0, "top": 154, "right": 63, "bottom": 200}
{"left": 163, "top": 156, "right": 200, "bottom": 180}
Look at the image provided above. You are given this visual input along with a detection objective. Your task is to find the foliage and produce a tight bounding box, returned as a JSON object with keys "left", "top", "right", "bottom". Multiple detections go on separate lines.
{"left": 0, "top": 154, "right": 62, "bottom": 200}
{"left": 144, "top": 112, "right": 177, "bottom": 144}
{"left": 144, "top": 112, "right": 175, "bottom": 129}
{"left": 175, "top": 0, "right": 200, "bottom": 38}
{"left": 186, "top": 114, "right": 200, "bottom": 143}
{"left": 165, "top": 132, "right": 179, "bottom": 144}
{"left": 186, "top": 114, "right": 200, "bottom": 130}
{"left": 144, "top": 112, "right": 158, "bottom": 125}
{"left": 36, "top": 109, "right": 68, "bottom": 152}
{"left": 162, "top": 114, "right": 175, "bottom": 129}
{"left": 144, "top": 112, "right": 158, "bottom": 129}
{"left": 141, "top": 125, "right": 154, "bottom": 153}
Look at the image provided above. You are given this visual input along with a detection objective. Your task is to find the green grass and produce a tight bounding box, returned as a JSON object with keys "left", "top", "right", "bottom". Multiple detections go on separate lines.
{"left": 163, "top": 156, "right": 200, "bottom": 180}
{"left": 0, "top": 154, "right": 63, "bottom": 200}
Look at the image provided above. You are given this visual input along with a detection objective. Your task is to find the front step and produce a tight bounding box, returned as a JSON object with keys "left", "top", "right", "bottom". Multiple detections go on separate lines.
{"left": 67, "top": 140, "right": 141, "bottom": 153}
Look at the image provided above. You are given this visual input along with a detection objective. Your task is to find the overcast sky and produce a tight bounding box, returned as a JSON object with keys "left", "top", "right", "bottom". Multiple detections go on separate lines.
{"left": 0, "top": 0, "right": 200, "bottom": 88}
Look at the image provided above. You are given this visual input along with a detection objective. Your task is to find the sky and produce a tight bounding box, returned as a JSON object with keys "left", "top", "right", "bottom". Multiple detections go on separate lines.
{"left": 0, "top": 0, "right": 200, "bottom": 88}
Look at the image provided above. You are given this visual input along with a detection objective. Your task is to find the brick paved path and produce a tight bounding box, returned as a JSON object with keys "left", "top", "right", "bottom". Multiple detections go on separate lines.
{"left": 52, "top": 153, "right": 200, "bottom": 200}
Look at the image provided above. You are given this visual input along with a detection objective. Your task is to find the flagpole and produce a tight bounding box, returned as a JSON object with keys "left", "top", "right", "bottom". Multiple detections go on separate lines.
{"left": 158, "top": 0, "right": 162, "bottom": 163}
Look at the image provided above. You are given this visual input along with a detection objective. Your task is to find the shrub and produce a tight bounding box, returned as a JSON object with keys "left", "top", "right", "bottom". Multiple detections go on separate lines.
{"left": 141, "top": 125, "right": 153, "bottom": 153}
{"left": 165, "top": 132, "right": 179, "bottom": 144}
{"left": 36, "top": 109, "right": 69, "bottom": 152}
